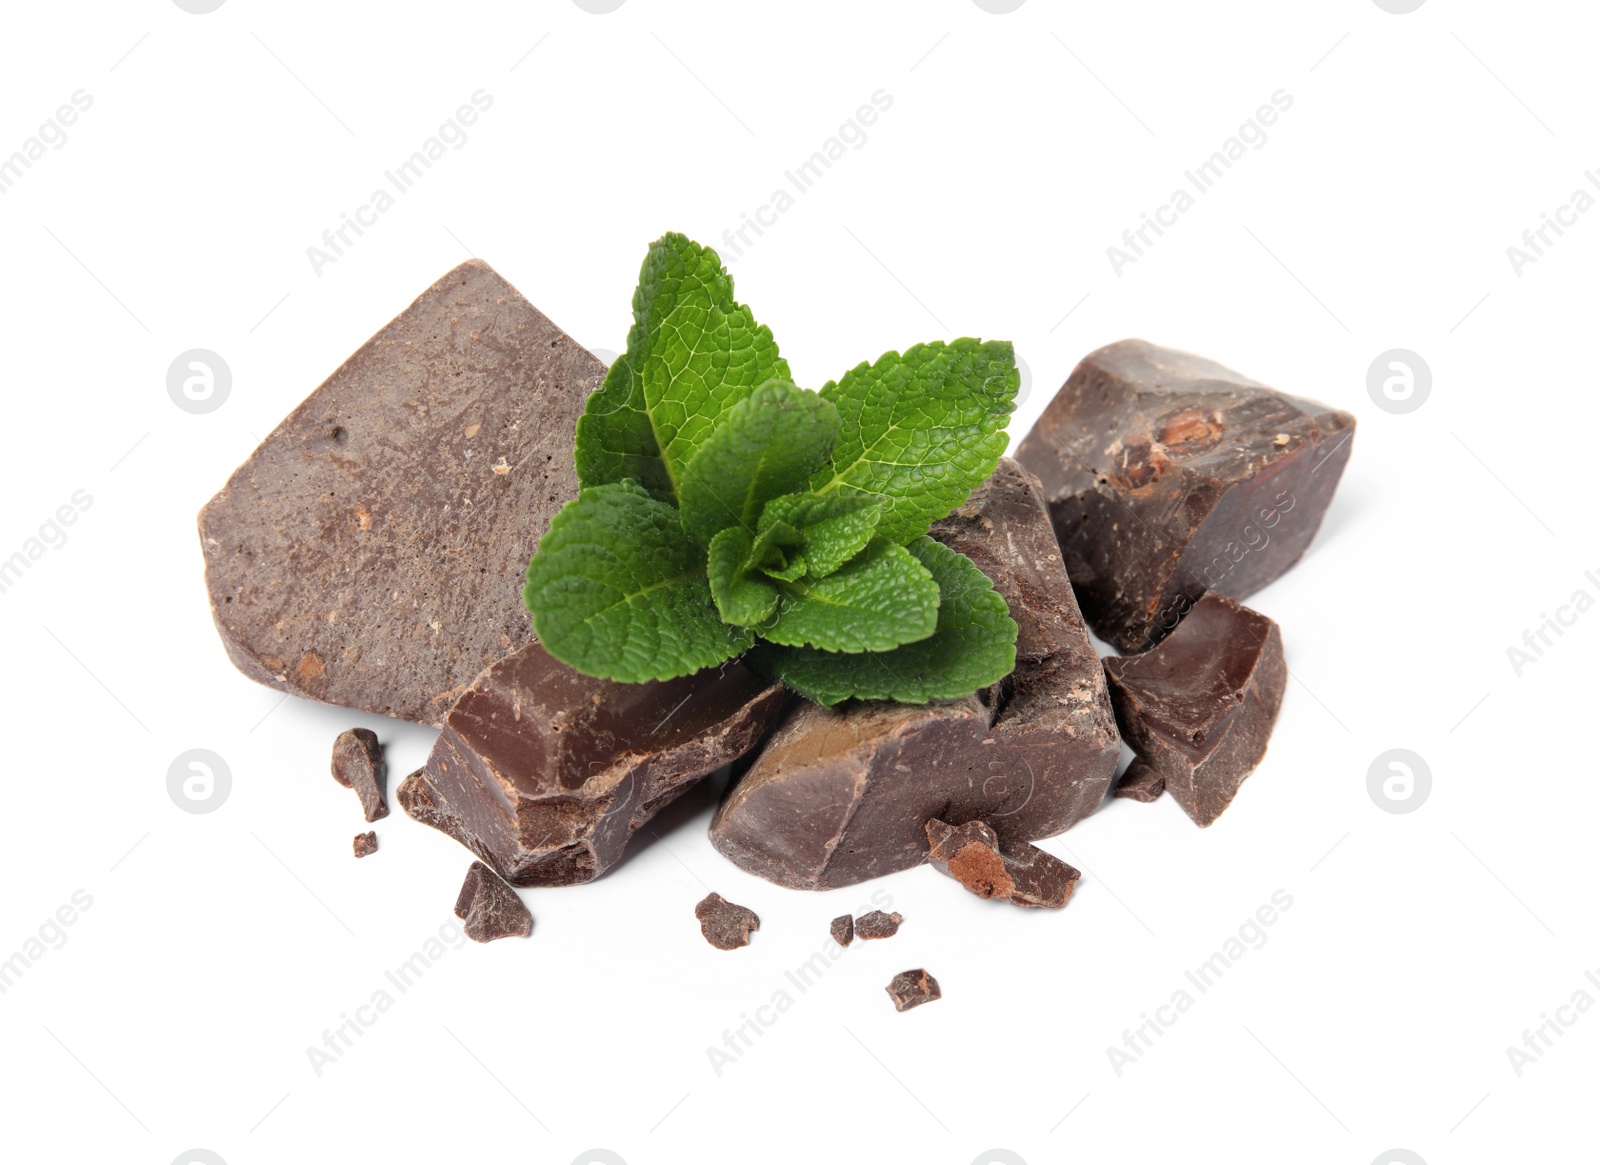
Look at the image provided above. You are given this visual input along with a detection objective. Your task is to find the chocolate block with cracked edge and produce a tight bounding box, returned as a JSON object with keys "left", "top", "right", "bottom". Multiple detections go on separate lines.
{"left": 708, "top": 459, "right": 1120, "bottom": 891}
{"left": 198, "top": 259, "right": 606, "bottom": 726}
{"left": 1102, "top": 594, "right": 1286, "bottom": 827}
{"left": 415, "top": 644, "right": 785, "bottom": 887}
{"left": 1015, "top": 339, "right": 1355, "bottom": 652}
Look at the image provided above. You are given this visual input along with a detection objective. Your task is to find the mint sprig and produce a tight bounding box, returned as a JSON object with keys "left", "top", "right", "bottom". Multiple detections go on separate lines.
{"left": 525, "top": 232, "right": 1019, "bottom": 706}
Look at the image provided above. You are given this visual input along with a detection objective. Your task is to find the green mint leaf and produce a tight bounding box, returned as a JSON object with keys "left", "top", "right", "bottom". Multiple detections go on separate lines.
{"left": 758, "top": 490, "right": 882, "bottom": 580}
{"left": 706, "top": 527, "right": 780, "bottom": 627}
{"left": 574, "top": 233, "right": 788, "bottom": 502}
{"left": 747, "top": 520, "right": 806, "bottom": 580}
{"left": 678, "top": 380, "right": 840, "bottom": 548}
{"left": 761, "top": 537, "right": 939, "bottom": 653}
{"left": 523, "top": 481, "right": 752, "bottom": 682}
{"left": 810, "top": 339, "right": 1017, "bottom": 543}
{"left": 751, "top": 536, "right": 1017, "bottom": 705}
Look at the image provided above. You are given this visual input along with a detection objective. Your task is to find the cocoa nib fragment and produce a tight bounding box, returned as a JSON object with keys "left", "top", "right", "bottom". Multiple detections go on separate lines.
{"left": 695, "top": 893, "right": 759, "bottom": 950}
{"left": 1102, "top": 594, "right": 1286, "bottom": 827}
{"left": 924, "top": 819, "right": 1080, "bottom": 909}
{"left": 830, "top": 914, "right": 854, "bottom": 947}
{"left": 454, "top": 861, "right": 532, "bottom": 943}
{"left": 1114, "top": 759, "right": 1166, "bottom": 803}
{"left": 332, "top": 728, "right": 388, "bottom": 822}
{"left": 1015, "top": 339, "right": 1355, "bottom": 653}
{"left": 886, "top": 969, "right": 941, "bottom": 1012}
{"left": 352, "top": 831, "right": 378, "bottom": 859}
{"left": 854, "top": 910, "right": 903, "bottom": 940}
{"left": 407, "top": 643, "right": 784, "bottom": 887}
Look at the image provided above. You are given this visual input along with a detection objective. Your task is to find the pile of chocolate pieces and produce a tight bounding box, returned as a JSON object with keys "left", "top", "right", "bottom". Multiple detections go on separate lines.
{"left": 200, "top": 262, "right": 1354, "bottom": 1000}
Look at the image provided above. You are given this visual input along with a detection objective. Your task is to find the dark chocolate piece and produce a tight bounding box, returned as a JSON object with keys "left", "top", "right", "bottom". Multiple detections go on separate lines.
{"left": 886, "top": 969, "right": 941, "bottom": 1012}
{"left": 332, "top": 729, "right": 388, "bottom": 822}
{"left": 1015, "top": 339, "right": 1355, "bottom": 652}
{"left": 830, "top": 914, "right": 854, "bottom": 946}
{"left": 1102, "top": 594, "right": 1286, "bottom": 827}
{"left": 1114, "top": 759, "right": 1165, "bottom": 802}
{"left": 198, "top": 260, "right": 607, "bottom": 725}
{"left": 454, "top": 861, "right": 532, "bottom": 943}
{"left": 396, "top": 769, "right": 496, "bottom": 866}
{"left": 411, "top": 643, "right": 783, "bottom": 886}
{"left": 924, "top": 819, "right": 1080, "bottom": 908}
{"left": 352, "top": 831, "right": 378, "bottom": 858}
{"left": 695, "top": 892, "right": 759, "bottom": 950}
{"left": 709, "top": 460, "right": 1119, "bottom": 890}
{"left": 854, "top": 910, "right": 903, "bottom": 940}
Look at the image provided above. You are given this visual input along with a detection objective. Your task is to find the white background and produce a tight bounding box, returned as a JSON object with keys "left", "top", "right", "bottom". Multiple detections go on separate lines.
{"left": 0, "top": 2, "right": 1594, "bottom": 1163}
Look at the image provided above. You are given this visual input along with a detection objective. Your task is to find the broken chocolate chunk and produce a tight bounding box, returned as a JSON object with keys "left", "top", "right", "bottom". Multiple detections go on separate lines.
{"left": 1102, "top": 594, "right": 1286, "bottom": 827}
{"left": 409, "top": 643, "right": 783, "bottom": 886}
{"left": 695, "top": 892, "right": 759, "bottom": 950}
{"left": 352, "top": 831, "right": 378, "bottom": 858}
{"left": 709, "top": 460, "right": 1119, "bottom": 891}
{"left": 332, "top": 729, "right": 388, "bottom": 822}
{"left": 1015, "top": 339, "right": 1355, "bottom": 652}
{"left": 924, "top": 819, "right": 1080, "bottom": 908}
{"left": 830, "top": 914, "right": 854, "bottom": 947}
{"left": 198, "top": 260, "right": 607, "bottom": 725}
{"left": 886, "top": 969, "right": 941, "bottom": 1012}
{"left": 1114, "top": 759, "right": 1166, "bottom": 803}
{"left": 454, "top": 861, "right": 532, "bottom": 943}
{"left": 855, "top": 910, "right": 903, "bottom": 940}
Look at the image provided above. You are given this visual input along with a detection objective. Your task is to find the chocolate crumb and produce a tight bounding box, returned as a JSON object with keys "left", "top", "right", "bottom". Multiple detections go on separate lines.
{"left": 353, "top": 831, "right": 377, "bottom": 858}
{"left": 453, "top": 861, "right": 532, "bottom": 943}
{"left": 886, "top": 969, "right": 941, "bottom": 1012}
{"left": 830, "top": 914, "right": 854, "bottom": 946}
{"left": 695, "top": 892, "right": 760, "bottom": 950}
{"left": 332, "top": 728, "right": 388, "bottom": 822}
{"left": 855, "top": 910, "right": 902, "bottom": 940}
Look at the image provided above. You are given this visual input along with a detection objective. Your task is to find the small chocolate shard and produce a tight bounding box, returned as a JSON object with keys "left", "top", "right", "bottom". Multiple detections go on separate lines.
{"left": 1102, "top": 594, "right": 1286, "bottom": 827}
{"left": 352, "top": 831, "right": 378, "bottom": 858}
{"left": 854, "top": 910, "right": 903, "bottom": 940}
{"left": 886, "top": 969, "right": 941, "bottom": 1012}
{"left": 1114, "top": 759, "right": 1166, "bottom": 802}
{"left": 830, "top": 914, "right": 854, "bottom": 946}
{"left": 454, "top": 861, "right": 532, "bottom": 943}
{"left": 695, "top": 892, "right": 760, "bottom": 950}
{"left": 1015, "top": 339, "right": 1355, "bottom": 652}
{"left": 924, "top": 819, "right": 1080, "bottom": 908}
{"left": 332, "top": 728, "right": 388, "bottom": 822}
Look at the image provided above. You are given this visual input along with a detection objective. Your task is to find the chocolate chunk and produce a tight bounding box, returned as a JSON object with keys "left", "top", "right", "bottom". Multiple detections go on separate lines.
{"left": 1113, "top": 759, "right": 1166, "bottom": 802}
{"left": 886, "top": 969, "right": 941, "bottom": 1012}
{"left": 454, "top": 861, "right": 532, "bottom": 943}
{"left": 1015, "top": 339, "right": 1355, "bottom": 652}
{"left": 396, "top": 769, "right": 496, "bottom": 866}
{"left": 410, "top": 643, "right": 783, "bottom": 886}
{"left": 924, "top": 819, "right": 1080, "bottom": 908}
{"left": 198, "top": 260, "right": 607, "bottom": 725}
{"left": 830, "top": 914, "right": 854, "bottom": 947}
{"left": 695, "top": 892, "right": 759, "bottom": 950}
{"left": 352, "top": 831, "right": 378, "bottom": 858}
{"left": 1102, "top": 594, "right": 1286, "bottom": 826}
{"left": 854, "top": 910, "right": 903, "bottom": 940}
{"left": 709, "top": 460, "right": 1119, "bottom": 890}
{"left": 332, "top": 729, "right": 388, "bottom": 822}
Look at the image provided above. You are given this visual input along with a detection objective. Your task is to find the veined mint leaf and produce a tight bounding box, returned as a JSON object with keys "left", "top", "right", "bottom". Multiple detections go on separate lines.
{"left": 678, "top": 381, "right": 840, "bottom": 548}
{"left": 574, "top": 233, "right": 789, "bottom": 502}
{"left": 523, "top": 481, "right": 752, "bottom": 682}
{"left": 758, "top": 491, "right": 882, "bottom": 580}
{"left": 752, "top": 537, "right": 1017, "bottom": 706}
{"left": 747, "top": 520, "right": 806, "bottom": 580}
{"left": 707, "top": 527, "right": 780, "bottom": 627}
{"left": 810, "top": 339, "right": 1017, "bottom": 543}
{"left": 761, "top": 537, "right": 939, "bottom": 653}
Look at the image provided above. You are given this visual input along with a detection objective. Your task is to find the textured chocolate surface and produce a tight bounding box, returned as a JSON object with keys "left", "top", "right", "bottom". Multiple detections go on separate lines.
{"left": 410, "top": 643, "right": 784, "bottom": 886}
{"left": 1114, "top": 759, "right": 1166, "bottom": 803}
{"left": 924, "top": 818, "right": 1080, "bottom": 908}
{"left": 454, "top": 861, "right": 532, "bottom": 943}
{"left": 199, "top": 260, "right": 606, "bottom": 725}
{"left": 886, "top": 969, "right": 941, "bottom": 1012}
{"left": 352, "top": 831, "right": 378, "bottom": 859}
{"left": 1102, "top": 594, "right": 1286, "bottom": 827}
{"left": 709, "top": 460, "right": 1120, "bottom": 890}
{"left": 694, "top": 892, "right": 760, "bottom": 950}
{"left": 332, "top": 728, "right": 388, "bottom": 822}
{"left": 1015, "top": 339, "right": 1354, "bottom": 652}
{"left": 854, "top": 910, "right": 902, "bottom": 940}
{"left": 396, "top": 769, "right": 496, "bottom": 866}
{"left": 830, "top": 914, "right": 854, "bottom": 947}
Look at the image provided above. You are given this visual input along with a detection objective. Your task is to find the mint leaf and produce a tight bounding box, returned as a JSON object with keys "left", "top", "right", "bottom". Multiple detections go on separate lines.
{"left": 523, "top": 481, "right": 752, "bottom": 682}
{"left": 575, "top": 233, "right": 788, "bottom": 502}
{"left": 752, "top": 536, "right": 1017, "bottom": 705}
{"left": 706, "top": 527, "right": 780, "bottom": 627}
{"left": 747, "top": 520, "right": 806, "bottom": 580}
{"left": 758, "top": 491, "right": 882, "bottom": 580}
{"left": 678, "top": 381, "right": 840, "bottom": 547}
{"left": 761, "top": 537, "right": 939, "bottom": 653}
{"left": 810, "top": 339, "right": 1017, "bottom": 543}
